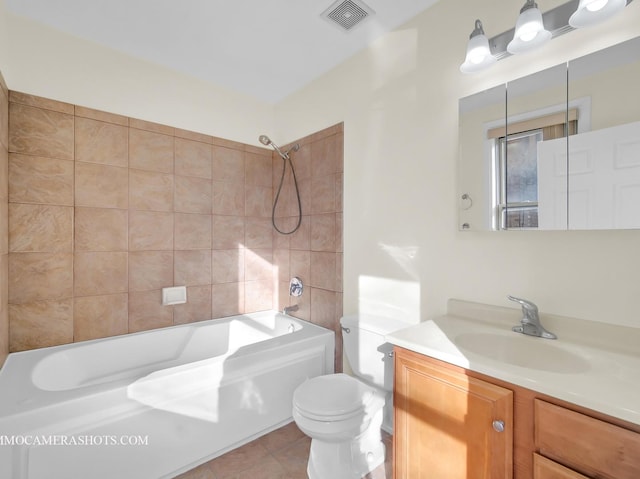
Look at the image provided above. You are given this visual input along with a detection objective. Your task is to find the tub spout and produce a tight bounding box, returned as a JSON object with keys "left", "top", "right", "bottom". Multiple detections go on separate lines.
{"left": 283, "top": 304, "right": 299, "bottom": 315}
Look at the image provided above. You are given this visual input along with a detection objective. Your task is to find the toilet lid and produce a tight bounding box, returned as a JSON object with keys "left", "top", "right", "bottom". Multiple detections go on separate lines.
{"left": 293, "top": 374, "right": 376, "bottom": 421}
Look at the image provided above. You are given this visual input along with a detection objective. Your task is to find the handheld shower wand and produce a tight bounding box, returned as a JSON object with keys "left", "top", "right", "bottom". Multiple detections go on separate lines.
{"left": 258, "top": 134, "right": 302, "bottom": 235}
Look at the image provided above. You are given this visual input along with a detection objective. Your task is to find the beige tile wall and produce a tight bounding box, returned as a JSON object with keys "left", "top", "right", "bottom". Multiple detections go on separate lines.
{"left": 6, "top": 91, "right": 344, "bottom": 370}
{"left": 272, "top": 124, "right": 344, "bottom": 372}
{"left": 0, "top": 72, "right": 8, "bottom": 367}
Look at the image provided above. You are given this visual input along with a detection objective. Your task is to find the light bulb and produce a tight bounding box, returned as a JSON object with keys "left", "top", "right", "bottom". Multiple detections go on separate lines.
{"left": 469, "top": 47, "right": 487, "bottom": 64}
{"left": 507, "top": 2, "right": 551, "bottom": 54}
{"left": 460, "top": 20, "right": 496, "bottom": 73}
{"left": 569, "top": 0, "right": 626, "bottom": 28}
{"left": 518, "top": 24, "right": 539, "bottom": 42}
{"left": 587, "top": 0, "right": 608, "bottom": 11}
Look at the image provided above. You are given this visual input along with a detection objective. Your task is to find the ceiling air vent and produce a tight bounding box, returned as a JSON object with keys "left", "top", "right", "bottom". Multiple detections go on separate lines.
{"left": 322, "top": 0, "right": 375, "bottom": 31}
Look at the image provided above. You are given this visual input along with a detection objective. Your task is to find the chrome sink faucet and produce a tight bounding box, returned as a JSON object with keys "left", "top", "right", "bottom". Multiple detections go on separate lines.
{"left": 508, "top": 296, "right": 557, "bottom": 339}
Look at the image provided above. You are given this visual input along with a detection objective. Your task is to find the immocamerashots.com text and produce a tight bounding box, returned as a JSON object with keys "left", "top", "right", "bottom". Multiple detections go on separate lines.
{"left": 0, "top": 435, "right": 149, "bottom": 447}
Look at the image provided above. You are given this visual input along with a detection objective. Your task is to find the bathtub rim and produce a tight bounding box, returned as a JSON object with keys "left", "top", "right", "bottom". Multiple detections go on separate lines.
{"left": 0, "top": 310, "right": 335, "bottom": 419}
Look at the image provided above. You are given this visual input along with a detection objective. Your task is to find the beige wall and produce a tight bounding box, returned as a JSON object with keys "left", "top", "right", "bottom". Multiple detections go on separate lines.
{"left": 1, "top": 8, "right": 274, "bottom": 146}
{"left": 276, "top": 0, "right": 640, "bottom": 328}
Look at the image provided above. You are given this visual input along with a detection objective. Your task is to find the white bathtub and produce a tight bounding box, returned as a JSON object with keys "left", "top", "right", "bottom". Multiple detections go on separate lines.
{"left": 0, "top": 311, "right": 334, "bottom": 478}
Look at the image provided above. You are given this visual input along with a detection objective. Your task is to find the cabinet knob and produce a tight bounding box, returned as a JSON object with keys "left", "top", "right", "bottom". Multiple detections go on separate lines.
{"left": 492, "top": 420, "right": 505, "bottom": 432}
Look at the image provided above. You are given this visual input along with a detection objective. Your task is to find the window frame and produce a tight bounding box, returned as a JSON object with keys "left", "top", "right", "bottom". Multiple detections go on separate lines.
{"left": 495, "top": 129, "right": 545, "bottom": 230}
{"left": 481, "top": 98, "right": 590, "bottom": 231}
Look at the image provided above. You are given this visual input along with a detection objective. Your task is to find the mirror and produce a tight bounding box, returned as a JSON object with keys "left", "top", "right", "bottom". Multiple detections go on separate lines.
{"left": 567, "top": 37, "right": 640, "bottom": 229}
{"left": 458, "top": 35, "right": 640, "bottom": 231}
{"left": 506, "top": 63, "right": 568, "bottom": 230}
{"left": 458, "top": 84, "right": 505, "bottom": 230}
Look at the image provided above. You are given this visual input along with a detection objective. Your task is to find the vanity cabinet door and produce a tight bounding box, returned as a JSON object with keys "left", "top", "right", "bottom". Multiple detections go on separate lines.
{"left": 394, "top": 347, "right": 513, "bottom": 479}
{"left": 533, "top": 454, "right": 589, "bottom": 479}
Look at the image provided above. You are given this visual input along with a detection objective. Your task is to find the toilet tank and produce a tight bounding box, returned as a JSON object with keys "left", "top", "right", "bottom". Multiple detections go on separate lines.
{"left": 340, "top": 314, "right": 410, "bottom": 391}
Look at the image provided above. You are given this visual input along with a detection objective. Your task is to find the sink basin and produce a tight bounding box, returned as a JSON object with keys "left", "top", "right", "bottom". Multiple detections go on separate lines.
{"left": 454, "top": 333, "right": 590, "bottom": 373}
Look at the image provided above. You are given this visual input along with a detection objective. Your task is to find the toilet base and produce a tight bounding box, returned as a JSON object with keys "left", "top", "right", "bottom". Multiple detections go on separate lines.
{"left": 306, "top": 409, "right": 385, "bottom": 479}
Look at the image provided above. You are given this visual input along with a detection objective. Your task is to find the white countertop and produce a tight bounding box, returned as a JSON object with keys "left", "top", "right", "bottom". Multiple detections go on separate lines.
{"left": 385, "top": 299, "right": 640, "bottom": 426}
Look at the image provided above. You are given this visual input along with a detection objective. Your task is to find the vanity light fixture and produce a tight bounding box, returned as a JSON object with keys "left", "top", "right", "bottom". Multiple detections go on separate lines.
{"left": 507, "top": 0, "right": 552, "bottom": 54}
{"left": 460, "top": 20, "right": 497, "bottom": 73}
{"left": 569, "top": 0, "right": 627, "bottom": 27}
{"left": 460, "top": 0, "right": 634, "bottom": 74}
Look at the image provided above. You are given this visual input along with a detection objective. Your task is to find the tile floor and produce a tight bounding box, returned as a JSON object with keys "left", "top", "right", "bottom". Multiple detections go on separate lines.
{"left": 175, "top": 422, "right": 393, "bottom": 479}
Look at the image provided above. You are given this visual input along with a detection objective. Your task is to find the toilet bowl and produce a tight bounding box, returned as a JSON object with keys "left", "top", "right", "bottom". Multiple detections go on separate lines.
{"left": 293, "top": 374, "right": 385, "bottom": 479}
{"left": 292, "top": 314, "right": 411, "bottom": 478}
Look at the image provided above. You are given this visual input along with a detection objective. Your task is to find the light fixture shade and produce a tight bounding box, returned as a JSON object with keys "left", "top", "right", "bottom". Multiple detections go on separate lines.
{"left": 507, "top": 1, "right": 552, "bottom": 54}
{"left": 569, "top": 0, "right": 627, "bottom": 28}
{"left": 460, "top": 20, "right": 497, "bottom": 73}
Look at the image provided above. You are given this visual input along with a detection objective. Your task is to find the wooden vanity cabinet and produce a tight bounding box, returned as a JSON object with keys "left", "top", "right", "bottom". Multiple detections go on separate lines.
{"left": 394, "top": 347, "right": 513, "bottom": 479}
{"left": 533, "top": 454, "right": 589, "bottom": 479}
{"left": 534, "top": 400, "right": 640, "bottom": 479}
{"left": 393, "top": 347, "right": 640, "bottom": 479}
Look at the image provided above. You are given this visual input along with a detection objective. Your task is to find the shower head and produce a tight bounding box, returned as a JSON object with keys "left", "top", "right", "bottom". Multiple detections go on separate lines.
{"left": 258, "top": 134, "right": 293, "bottom": 160}
{"left": 259, "top": 135, "right": 272, "bottom": 146}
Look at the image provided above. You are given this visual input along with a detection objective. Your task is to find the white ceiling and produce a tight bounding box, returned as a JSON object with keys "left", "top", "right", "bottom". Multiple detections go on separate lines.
{"left": 5, "top": 0, "right": 441, "bottom": 104}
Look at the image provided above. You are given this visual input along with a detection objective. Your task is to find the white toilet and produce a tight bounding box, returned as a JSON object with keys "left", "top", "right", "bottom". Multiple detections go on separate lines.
{"left": 292, "top": 314, "right": 409, "bottom": 479}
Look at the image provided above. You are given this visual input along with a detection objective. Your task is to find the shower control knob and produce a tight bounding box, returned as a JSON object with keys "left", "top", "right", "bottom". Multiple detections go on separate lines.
{"left": 492, "top": 420, "right": 505, "bottom": 432}
{"left": 289, "top": 277, "right": 303, "bottom": 297}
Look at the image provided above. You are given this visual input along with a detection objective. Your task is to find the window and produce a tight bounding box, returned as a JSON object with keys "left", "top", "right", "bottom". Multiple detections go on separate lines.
{"left": 489, "top": 110, "right": 577, "bottom": 229}
{"left": 497, "top": 130, "right": 542, "bottom": 229}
